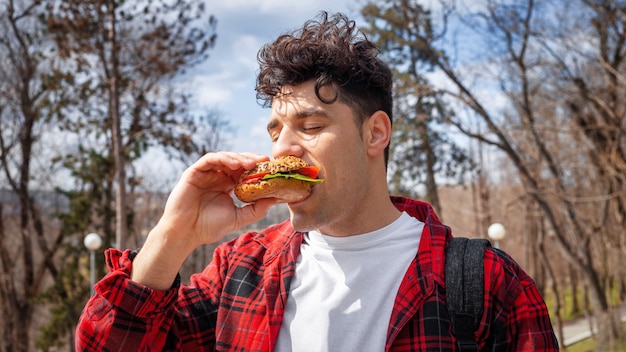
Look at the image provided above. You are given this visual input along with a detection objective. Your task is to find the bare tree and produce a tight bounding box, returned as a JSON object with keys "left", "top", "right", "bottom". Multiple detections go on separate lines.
{"left": 0, "top": 1, "right": 68, "bottom": 351}
{"left": 34, "top": 1, "right": 224, "bottom": 349}
{"left": 0, "top": 0, "right": 224, "bottom": 350}
{"left": 46, "top": 0, "right": 217, "bottom": 250}
{"left": 362, "top": 0, "right": 624, "bottom": 347}
{"left": 362, "top": 1, "right": 475, "bottom": 215}
{"left": 550, "top": 0, "right": 626, "bottom": 311}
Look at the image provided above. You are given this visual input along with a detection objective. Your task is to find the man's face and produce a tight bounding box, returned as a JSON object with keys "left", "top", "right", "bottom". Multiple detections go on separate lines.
{"left": 267, "top": 80, "right": 372, "bottom": 235}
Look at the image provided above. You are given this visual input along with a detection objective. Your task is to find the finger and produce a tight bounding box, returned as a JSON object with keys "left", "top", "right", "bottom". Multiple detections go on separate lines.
{"left": 193, "top": 152, "right": 269, "bottom": 173}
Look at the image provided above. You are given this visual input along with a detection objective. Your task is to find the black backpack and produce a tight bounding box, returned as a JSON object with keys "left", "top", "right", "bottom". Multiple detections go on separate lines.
{"left": 444, "top": 237, "right": 492, "bottom": 352}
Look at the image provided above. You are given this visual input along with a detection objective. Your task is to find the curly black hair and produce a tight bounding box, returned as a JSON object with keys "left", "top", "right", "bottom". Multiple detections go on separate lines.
{"left": 256, "top": 11, "right": 393, "bottom": 154}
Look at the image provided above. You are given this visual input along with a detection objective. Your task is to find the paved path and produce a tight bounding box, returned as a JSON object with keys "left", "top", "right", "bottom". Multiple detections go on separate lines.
{"left": 560, "top": 305, "right": 626, "bottom": 347}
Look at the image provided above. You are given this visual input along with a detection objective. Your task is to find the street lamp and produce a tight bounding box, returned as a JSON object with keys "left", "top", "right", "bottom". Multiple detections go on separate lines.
{"left": 487, "top": 223, "right": 506, "bottom": 249}
{"left": 84, "top": 232, "right": 103, "bottom": 296}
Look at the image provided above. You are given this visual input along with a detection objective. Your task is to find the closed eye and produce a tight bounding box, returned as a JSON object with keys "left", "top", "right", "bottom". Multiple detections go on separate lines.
{"left": 302, "top": 125, "right": 323, "bottom": 132}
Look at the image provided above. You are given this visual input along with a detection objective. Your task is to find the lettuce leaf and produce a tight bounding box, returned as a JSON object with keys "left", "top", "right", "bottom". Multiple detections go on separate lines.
{"left": 262, "top": 172, "right": 324, "bottom": 183}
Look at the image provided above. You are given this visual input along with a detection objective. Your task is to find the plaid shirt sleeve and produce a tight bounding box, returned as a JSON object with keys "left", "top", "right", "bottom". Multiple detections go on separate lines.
{"left": 75, "top": 249, "right": 187, "bottom": 351}
{"left": 483, "top": 247, "right": 559, "bottom": 351}
{"left": 75, "top": 224, "right": 296, "bottom": 352}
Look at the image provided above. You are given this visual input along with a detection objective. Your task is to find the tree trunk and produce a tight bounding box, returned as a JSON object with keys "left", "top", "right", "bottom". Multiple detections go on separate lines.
{"left": 582, "top": 260, "right": 617, "bottom": 349}
{"left": 537, "top": 221, "right": 563, "bottom": 347}
{"left": 569, "top": 265, "right": 581, "bottom": 316}
{"left": 0, "top": 209, "right": 34, "bottom": 352}
{"left": 416, "top": 97, "right": 441, "bottom": 215}
{"left": 477, "top": 140, "right": 491, "bottom": 239}
{"left": 106, "top": 0, "right": 128, "bottom": 250}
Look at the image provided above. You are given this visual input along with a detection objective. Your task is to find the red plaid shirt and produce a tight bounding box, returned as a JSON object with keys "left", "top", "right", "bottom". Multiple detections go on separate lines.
{"left": 75, "top": 197, "right": 558, "bottom": 351}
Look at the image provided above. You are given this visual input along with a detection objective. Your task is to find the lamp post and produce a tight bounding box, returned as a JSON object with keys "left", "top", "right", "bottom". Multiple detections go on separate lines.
{"left": 84, "top": 232, "right": 103, "bottom": 296}
{"left": 487, "top": 223, "right": 506, "bottom": 249}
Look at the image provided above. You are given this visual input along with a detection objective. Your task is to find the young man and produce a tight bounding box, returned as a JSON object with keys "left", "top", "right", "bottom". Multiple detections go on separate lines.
{"left": 75, "top": 12, "right": 558, "bottom": 351}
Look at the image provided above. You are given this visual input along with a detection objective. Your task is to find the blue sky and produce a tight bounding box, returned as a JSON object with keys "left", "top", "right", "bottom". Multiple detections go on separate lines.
{"left": 182, "top": 1, "right": 365, "bottom": 157}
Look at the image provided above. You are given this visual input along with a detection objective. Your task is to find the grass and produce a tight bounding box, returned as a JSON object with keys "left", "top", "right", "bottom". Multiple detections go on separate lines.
{"left": 565, "top": 324, "right": 626, "bottom": 352}
{"left": 566, "top": 337, "right": 598, "bottom": 352}
{"left": 542, "top": 286, "right": 626, "bottom": 350}
{"left": 543, "top": 285, "right": 624, "bottom": 321}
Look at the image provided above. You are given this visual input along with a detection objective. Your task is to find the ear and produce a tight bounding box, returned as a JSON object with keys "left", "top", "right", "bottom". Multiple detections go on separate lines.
{"left": 363, "top": 110, "right": 392, "bottom": 158}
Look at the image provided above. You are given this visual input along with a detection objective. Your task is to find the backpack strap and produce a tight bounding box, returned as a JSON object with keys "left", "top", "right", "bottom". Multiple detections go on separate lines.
{"left": 444, "top": 237, "right": 491, "bottom": 352}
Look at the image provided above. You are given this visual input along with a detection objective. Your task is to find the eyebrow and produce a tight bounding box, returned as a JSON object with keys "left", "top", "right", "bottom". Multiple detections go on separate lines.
{"left": 266, "top": 108, "right": 332, "bottom": 133}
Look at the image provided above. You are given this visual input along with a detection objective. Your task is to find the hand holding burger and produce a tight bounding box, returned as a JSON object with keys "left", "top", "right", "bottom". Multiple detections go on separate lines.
{"left": 235, "top": 156, "right": 324, "bottom": 203}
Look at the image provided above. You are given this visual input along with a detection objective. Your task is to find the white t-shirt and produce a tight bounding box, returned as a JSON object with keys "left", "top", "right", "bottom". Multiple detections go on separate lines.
{"left": 274, "top": 212, "right": 424, "bottom": 352}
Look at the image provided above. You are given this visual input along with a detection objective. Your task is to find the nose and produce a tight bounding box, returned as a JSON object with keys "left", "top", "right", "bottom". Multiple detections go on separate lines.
{"left": 272, "top": 125, "right": 304, "bottom": 158}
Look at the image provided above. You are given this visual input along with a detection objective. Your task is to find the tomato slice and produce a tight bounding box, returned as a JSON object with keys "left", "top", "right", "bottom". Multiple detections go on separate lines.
{"left": 295, "top": 166, "right": 320, "bottom": 179}
{"left": 241, "top": 172, "right": 269, "bottom": 184}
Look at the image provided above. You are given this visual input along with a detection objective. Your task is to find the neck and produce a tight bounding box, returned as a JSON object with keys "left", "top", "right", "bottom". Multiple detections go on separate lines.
{"left": 318, "top": 166, "right": 401, "bottom": 237}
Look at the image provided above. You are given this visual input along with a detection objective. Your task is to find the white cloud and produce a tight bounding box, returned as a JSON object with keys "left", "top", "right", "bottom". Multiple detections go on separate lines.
{"left": 230, "top": 115, "right": 273, "bottom": 155}
{"left": 248, "top": 116, "right": 266, "bottom": 137}
{"left": 185, "top": 73, "right": 233, "bottom": 108}
{"left": 209, "top": 0, "right": 362, "bottom": 17}
{"left": 232, "top": 35, "right": 264, "bottom": 72}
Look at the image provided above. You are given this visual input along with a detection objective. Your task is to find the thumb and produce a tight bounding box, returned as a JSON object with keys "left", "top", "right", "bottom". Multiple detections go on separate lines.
{"left": 236, "top": 198, "right": 277, "bottom": 227}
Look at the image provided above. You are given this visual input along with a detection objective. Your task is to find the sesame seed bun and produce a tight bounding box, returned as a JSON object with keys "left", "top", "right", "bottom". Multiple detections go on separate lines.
{"left": 234, "top": 156, "right": 320, "bottom": 203}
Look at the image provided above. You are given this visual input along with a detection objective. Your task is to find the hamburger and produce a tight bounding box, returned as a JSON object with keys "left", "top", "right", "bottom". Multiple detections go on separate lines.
{"left": 234, "top": 156, "right": 324, "bottom": 203}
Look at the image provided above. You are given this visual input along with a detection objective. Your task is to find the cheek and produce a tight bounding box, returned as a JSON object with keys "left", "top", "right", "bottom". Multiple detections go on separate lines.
{"left": 315, "top": 128, "right": 367, "bottom": 186}
{"left": 327, "top": 157, "right": 368, "bottom": 198}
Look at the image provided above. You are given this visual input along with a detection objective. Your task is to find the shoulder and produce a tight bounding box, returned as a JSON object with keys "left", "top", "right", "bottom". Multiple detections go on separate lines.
{"left": 482, "top": 249, "right": 558, "bottom": 348}
{"left": 482, "top": 247, "right": 548, "bottom": 317}
{"left": 442, "top": 240, "right": 543, "bottom": 321}
{"left": 484, "top": 247, "right": 535, "bottom": 293}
